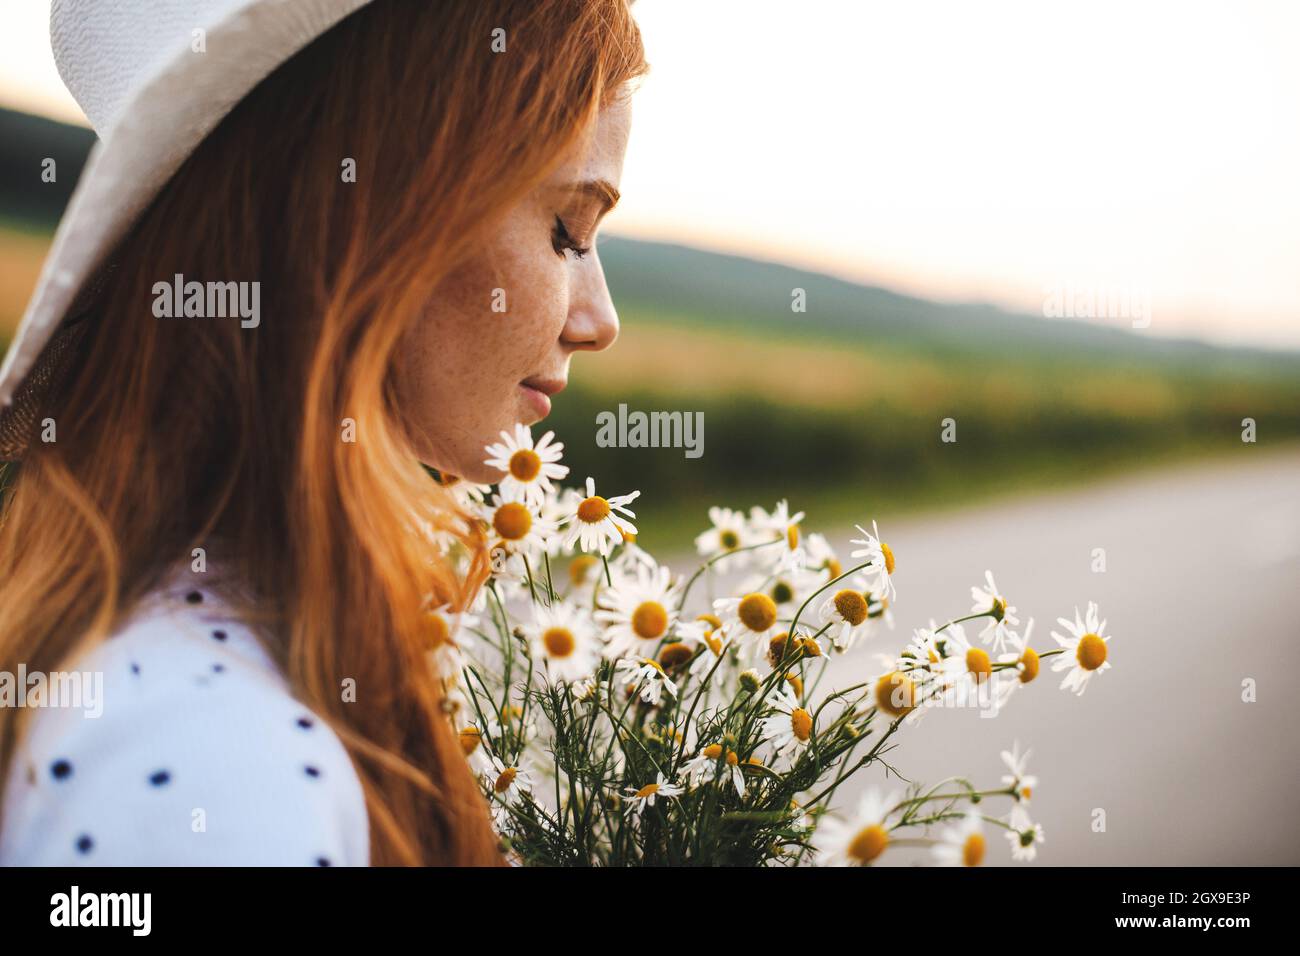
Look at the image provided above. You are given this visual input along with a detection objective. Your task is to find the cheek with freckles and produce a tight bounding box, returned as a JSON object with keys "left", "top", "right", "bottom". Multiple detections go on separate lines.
{"left": 393, "top": 211, "right": 570, "bottom": 481}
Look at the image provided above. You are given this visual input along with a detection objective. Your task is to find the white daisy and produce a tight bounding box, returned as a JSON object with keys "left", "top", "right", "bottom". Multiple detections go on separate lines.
{"left": 420, "top": 601, "right": 480, "bottom": 677}
{"left": 689, "top": 617, "right": 734, "bottom": 681}
{"left": 970, "top": 570, "right": 1021, "bottom": 655}
{"left": 897, "top": 624, "right": 946, "bottom": 676}
{"left": 532, "top": 486, "right": 580, "bottom": 559}
{"left": 934, "top": 622, "right": 999, "bottom": 709}
{"left": 681, "top": 742, "right": 747, "bottom": 797}
{"left": 436, "top": 473, "right": 494, "bottom": 508}
{"left": 1050, "top": 601, "right": 1112, "bottom": 695}
{"left": 457, "top": 724, "right": 494, "bottom": 776}
{"left": 483, "top": 424, "right": 569, "bottom": 509}
{"left": 595, "top": 561, "right": 680, "bottom": 661}
{"left": 483, "top": 702, "right": 538, "bottom": 750}
{"left": 872, "top": 662, "right": 932, "bottom": 724}
{"left": 524, "top": 599, "right": 599, "bottom": 683}
{"left": 762, "top": 688, "right": 816, "bottom": 760}
{"left": 614, "top": 657, "right": 678, "bottom": 706}
{"left": 713, "top": 592, "right": 782, "bottom": 662}
{"left": 694, "top": 506, "right": 755, "bottom": 561}
{"left": 739, "top": 544, "right": 824, "bottom": 616}
{"left": 1005, "top": 804, "right": 1046, "bottom": 861}
{"left": 814, "top": 788, "right": 899, "bottom": 866}
{"left": 623, "top": 773, "right": 685, "bottom": 818}
{"left": 818, "top": 586, "right": 874, "bottom": 652}
{"left": 993, "top": 620, "right": 1041, "bottom": 708}
{"left": 848, "top": 520, "right": 897, "bottom": 603}
{"left": 803, "top": 532, "right": 843, "bottom": 582}
{"left": 482, "top": 491, "right": 557, "bottom": 561}
{"left": 561, "top": 477, "right": 639, "bottom": 556}
{"left": 750, "top": 500, "right": 806, "bottom": 552}
{"left": 482, "top": 757, "right": 535, "bottom": 808}
{"left": 931, "top": 811, "right": 987, "bottom": 867}
{"left": 1000, "top": 740, "right": 1039, "bottom": 803}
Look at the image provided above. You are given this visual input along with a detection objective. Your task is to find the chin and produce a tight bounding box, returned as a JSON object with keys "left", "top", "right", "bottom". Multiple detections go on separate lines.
{"left": 456, "top": 458, "right": 505, "bottom": 485}
{"left": 416, "top": 441, "right": 498, "bottom": 486}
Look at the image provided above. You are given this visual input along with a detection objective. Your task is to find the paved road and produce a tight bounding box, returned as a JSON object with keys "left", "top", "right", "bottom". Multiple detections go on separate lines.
{"left": 675, "top": 447, "right": 1300, "bottom": 865}
{"left": 812, "top": 446, "right": 1300, "bottom": 865}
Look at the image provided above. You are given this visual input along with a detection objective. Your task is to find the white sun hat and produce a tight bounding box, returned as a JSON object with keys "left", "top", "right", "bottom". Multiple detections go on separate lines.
{"left": 0, "top": 0, "right": 376, "bottom": 456}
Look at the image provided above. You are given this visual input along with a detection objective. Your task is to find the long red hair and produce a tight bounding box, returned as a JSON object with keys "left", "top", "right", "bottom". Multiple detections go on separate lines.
{"left": 0, "top": 0, "right": 647, "bottom": 865}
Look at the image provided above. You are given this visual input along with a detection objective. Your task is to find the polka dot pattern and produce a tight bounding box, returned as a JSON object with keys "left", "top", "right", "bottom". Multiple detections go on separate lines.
{"left": 0, "top": 567, "right": 370, "bottom": 866}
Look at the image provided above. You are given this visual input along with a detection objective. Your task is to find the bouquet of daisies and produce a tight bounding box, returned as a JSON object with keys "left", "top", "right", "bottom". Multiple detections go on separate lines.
{"left": 431, "top": 425, "right": 1114, "bottom": 866}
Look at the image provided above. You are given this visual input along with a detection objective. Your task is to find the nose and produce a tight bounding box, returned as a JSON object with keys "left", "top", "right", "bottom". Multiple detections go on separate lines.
{"left": 560, "top": 254, "right": 619, "bottom": 353}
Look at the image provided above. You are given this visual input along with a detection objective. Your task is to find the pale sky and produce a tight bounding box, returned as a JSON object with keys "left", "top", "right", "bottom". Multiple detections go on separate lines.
{"left": 3, "top": 0, "right": 1298, "bottom": 349}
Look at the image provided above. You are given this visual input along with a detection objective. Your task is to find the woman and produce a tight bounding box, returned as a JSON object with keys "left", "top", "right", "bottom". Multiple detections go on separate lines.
{"left": 0, "top": 0, "right": 645, "bottom": 865}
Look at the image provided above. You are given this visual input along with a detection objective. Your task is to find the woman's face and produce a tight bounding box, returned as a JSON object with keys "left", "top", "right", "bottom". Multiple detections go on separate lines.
{"left": 396, "top": 96, "right": 632, "bottom": 484}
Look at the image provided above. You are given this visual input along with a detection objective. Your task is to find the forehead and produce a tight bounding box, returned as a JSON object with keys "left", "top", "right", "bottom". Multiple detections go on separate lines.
{"left": 551, "top": 94, "right": 633, "bottom": 186}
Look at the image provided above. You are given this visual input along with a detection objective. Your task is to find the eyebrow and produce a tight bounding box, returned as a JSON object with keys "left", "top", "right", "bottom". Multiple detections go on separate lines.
{"left": 567, "top": 179, "right": 621, "bottom": 214}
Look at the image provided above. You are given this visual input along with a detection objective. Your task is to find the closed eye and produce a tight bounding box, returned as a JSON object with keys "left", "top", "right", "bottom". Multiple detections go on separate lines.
{"left": 552, "top": 216, "right": 591, "bottom": 260}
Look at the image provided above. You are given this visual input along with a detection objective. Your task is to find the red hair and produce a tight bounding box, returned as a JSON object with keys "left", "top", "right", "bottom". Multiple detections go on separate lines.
{"left": 0, "top": 0, "right": 647, "bottom": 865}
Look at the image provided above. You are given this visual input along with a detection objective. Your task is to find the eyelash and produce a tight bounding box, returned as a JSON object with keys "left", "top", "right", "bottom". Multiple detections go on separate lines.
{"left": 552, "top": 216, "right": 591, "bottom": 260}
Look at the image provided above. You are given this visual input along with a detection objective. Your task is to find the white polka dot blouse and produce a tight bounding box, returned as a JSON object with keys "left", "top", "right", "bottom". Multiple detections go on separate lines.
{"left": 0, "top": 564, "right": 370, "bottom": 865}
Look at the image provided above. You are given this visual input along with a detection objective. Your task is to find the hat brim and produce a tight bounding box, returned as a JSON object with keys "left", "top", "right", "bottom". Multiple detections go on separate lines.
{"left": 0, "top": 0, "right": 375, "bottom": 414}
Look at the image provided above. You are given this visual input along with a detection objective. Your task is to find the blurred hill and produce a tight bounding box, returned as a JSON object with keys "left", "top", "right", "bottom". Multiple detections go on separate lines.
{"left": 0, "top": 107, "right": 94, "bottom": 229}
{"left": 3, "top": 105, "right": 1297, "bottom": 548}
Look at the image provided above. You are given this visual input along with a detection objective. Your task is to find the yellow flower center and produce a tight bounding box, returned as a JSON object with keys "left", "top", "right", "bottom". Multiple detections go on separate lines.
{"left": 703, "top": 632, "right": 723, "bottom": 656}
{"left": 508, "top": 448, "right": 542, "bottom": 482}
{"left": 493, "top": 502, "right": 532, "bottom": 541}
{"left": 1018, "top": 646, "right": 1040, "bottom": 683}
{"left": 702, "top": 743, "right": 739, "bottom": 765}
{"left": 826, "top": 558, "right": 842, "bottom": 578}
{"left": 963, "top": 832, "right": 986, "bottom": 867}
{"left": 632, "top": 601, "right": 669, "bottom": 640}
{"left": 658, "top": 642, "right": 693, "bottom": 669}
{"left": 458, "top": 726, "right": 481, "bottom": 757}
{"left": 1077, "top": 633, "right": 1107, "bottom": 671}
{"left": 542, "top": 626, "right": 576, "bottom": 658}
{"left": 847, "top": 824, "right": 889, "bottom": 863}
{"left": 833, "top": 589, "right": 869, "bottom": 626}
{"left": 1021, "top": 786, "right": 1033, "bottom": 801}
{"left": 880, "top": 541, "right": 896, "bottom": 575}
{"left": 493, "top": 767, "right": 517, "bottom": 793}
{"left": 577, "top": 495, "right": 611, "bottom": 524}
{"left": 874, "top": 671, "right": 916, "bottom": 717}
{"left": 697, "top": 613, "right": 723, "bottom": 631}
{"left": 991, "top": 596, "right": 1007, "bottom": 621}
{"left": 785, "top": 672, "right": 804, "bottom": 698}
{"left": 791, "top": 708, "right": 812, "bottom": 742}
{"left": 787, "top": 525, "right": 800, "bottom": 550}
{"left": 635, "top": 783, "right": 660, "bottom": 799}
{"left": 966, "top": 647, "right": 992, "bottom": 680}
{"left": 738, "top": 593, "right": 778, "bottom": 632}
{"left": 425, "top": 612, "right": 451, "bottom": 648}
{"left": 798, "top": 636, "right": 823, "bottom": 658}
{"left": 569, "top": 554, "right": 597, "bottom": 585}
{"left": 771, "top": 580, "right": 794, "bottom": 604}
{"left": 768, "top": 631, "right": 789, "bottom": 662}
{"left": 720, "top": 529, "right": 740, "bottom": 550}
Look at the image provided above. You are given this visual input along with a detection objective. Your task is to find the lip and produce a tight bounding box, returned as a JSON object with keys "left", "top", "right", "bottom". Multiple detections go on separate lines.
{"left": 519, "top": 377, "right": 565, "bottom": 419}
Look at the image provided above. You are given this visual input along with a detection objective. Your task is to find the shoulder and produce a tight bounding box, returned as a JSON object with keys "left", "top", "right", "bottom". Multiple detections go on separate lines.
{"left": 0, "top": 575, "right": 370, "bottom": 866}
